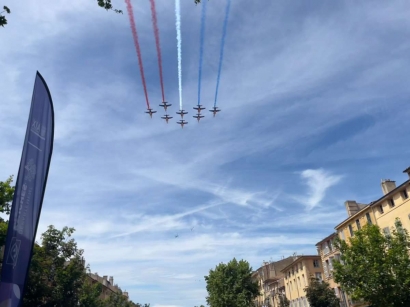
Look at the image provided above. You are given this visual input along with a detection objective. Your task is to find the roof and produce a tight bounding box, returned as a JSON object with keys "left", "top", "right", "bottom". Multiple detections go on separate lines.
{"left": 280, "top": 255, "right": 321, "bottom": 273}
{"left": 369, "top": 179, "right": 410, "bottom": 208}
{"left": 334, "top": 204, "right": 371, "bottom": 229}
{"left": 403, "top": 167, "right": 410, "bottom": 174}
{"left": 315, "top": 233, "right": 337, "bottom": 246}
{"left": 334, "top": 179, "right": 410, "bottom": 230}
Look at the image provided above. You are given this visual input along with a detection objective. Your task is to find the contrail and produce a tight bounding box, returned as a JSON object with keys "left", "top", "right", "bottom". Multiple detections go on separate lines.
{"left": 125, "top": 0, "right": 150, "bottom": 109}
{"left": 197, "top": 0, "right": 207, "bottom": 106}
{"left": 149, "top": 0, "right": 165, "bottom": 102}
{"left": 214, "top": 0, "right": 231, "bottom": 107}
{"left": 175, "top": 0, "right": 183, "bottom": 110}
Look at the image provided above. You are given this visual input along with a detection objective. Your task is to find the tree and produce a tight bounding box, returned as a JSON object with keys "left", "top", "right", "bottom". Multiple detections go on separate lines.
{"left": 278, "top": 294, "right": 289, "bottom": 307}
{"left": 79, "top": 280, "right": 104, "bottom": 307}
{"left": 0, "top": 175, "right": 14, "bottom": 214}
{"left": 0, "top": 175, "right": 14, "bottom": 248}
{"left": 101, "top": 292, "right": 145, "bottom": 307}
{"left": 304, "top": 278, "right": 340, "bottom": 307}
{"left": 205, "top": 258, "right": 260, "bottom": 307}
{"left": 23, "top": 225, "right": 87, "bottom": 307}
{"left": 0, "top": 5, "right": 10, "bottom": 27}
{"left": 97, "top": 0, "right": 122, "bottom": 14}
{"left": 333, "top": 220, "right": 410, "bottom": 307}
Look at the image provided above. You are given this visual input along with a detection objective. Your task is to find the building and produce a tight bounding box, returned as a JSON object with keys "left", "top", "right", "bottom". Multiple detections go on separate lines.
{"left": 87, "top": 273, "right": 129, "bottom": 301}
{"left": 368, "top": 169, "right": 410, "bottom": 234}
{"left": 252, "top": 257, "right": 294, "bottom": 307}
{"left": 315, "top": 233, "right": 349, "bottom": 307}
{"left": 280, "top": 255, "right": 324, "bottom": 307}
{"left": 332, "top": 167, "right": 410, "bottom": 307}
{"left": 336, "top": 168, "right": 410, "bottom": 243}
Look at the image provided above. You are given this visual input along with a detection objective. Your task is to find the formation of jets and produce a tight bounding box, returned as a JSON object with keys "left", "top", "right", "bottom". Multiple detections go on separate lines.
{"left": 147, "top": 101, "right": 221, "bottom": 128}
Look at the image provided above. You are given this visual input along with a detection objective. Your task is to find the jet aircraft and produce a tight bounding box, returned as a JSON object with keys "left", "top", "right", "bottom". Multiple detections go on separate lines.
{"left": 193, "top": 114, "right": 204, "bottom": 122}
{"left": 145, "top": 108, "right": 157, "bottom": 118}
{"left": 161, "top": 114, "right": 173, "bottom": 123}
{"left": 193, "top": 105, "right": 206, "bottom": 113}
{"left": 176, "top": 109, "right": 188, "bottom": 118}
{"left": 177, "top": 120, "right": 188, "bottom": 128}
{"left": 209, "top": 107, "right": 221, "bottom": 117}
{"left": 159, "top": 101, "right": 172, "bottom": 111}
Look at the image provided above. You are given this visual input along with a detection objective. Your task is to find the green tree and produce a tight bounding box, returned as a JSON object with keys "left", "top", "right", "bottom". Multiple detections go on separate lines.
{"left": 0, "top": 175, "right": 14, "bottom": 248}
{"left": 101, "top": 292, "right": 144, "bottom": 307}
{"left": 23, "top": 225, "right": 88, "bottom": 307}
{"left": 205, "top": 258, "right": 260, "bottom": 307}
{"left": 79, "top": 279, "right": 104, "bottom": 307}
{"left": 0, "top": 175, "right": 14, "bottom": 214}
{"left": 0, "top": 5, "right": 10, "bottom": 27}
{"left": 333, "top": 220, "right": 410, "bottom": 307}
{"left": 278, "top": 294, "right": 289, "bottom": 307}
{"left": 304, "top": 278, "right": 340, "bottom": 307}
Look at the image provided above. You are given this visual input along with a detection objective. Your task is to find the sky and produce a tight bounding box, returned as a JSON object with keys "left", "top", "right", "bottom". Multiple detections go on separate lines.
{"left": 1, "top": 0, "right": 410, "bottom": 306}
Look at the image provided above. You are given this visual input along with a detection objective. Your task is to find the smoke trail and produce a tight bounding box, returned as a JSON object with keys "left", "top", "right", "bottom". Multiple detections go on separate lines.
{"left": 214, "top": 0, "right": 231, "bottom": 107}
{"left": 197, "top": 0, "right": 207, "bottom": 106}
{"left": 175, "top": 0, "right": 183, "bottom": 110}
{"left": 149, "top": 0, "right": 165, "bottom": 102}
{"left": 125, "top": 0, "right": 150, "bottom": 109}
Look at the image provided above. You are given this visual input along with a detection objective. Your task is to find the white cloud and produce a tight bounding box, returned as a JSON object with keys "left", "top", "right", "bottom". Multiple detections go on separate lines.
{"left": 294, "top": 169, "right": 343, "bottom": 210}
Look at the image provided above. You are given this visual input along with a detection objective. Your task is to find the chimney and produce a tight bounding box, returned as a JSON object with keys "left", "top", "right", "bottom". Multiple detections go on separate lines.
{"left": 103, "top": 276, "right": 108, "bottom": 286}
{"left": 381, "top": 179, "right": 396, "bottom": 195}
{"left": 344, "top": 200, "right": 360, "bottom": 217}
{"left": 109, "top": 276, "right": 113, "bottom": 285}
{"left": 403, "top": 167, "right": 410, "bottom": 179}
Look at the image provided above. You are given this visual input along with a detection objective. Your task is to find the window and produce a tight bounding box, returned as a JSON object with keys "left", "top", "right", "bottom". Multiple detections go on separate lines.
{"left": 402, "top": 188, "right": 409, "bottom": 199}
{"left": 322, "top": 243, "right": 329, "bottom": 255}
{"left": 315, "top": 272, "right": 322, "bottom": 281}
{"left": 348, "top": 224, "right": 354, "bottom": 237}
{"left": 356, "top": 219, "right": 361, "bottom": 230}
{"left": 366, "top": 212, "right": 372, "bottom": 224}
{"left": 327, "top": 240, "right": 333, "bottom": 252}
{"left": 383, "top": 227, "right": 391, "bottom": 236}
{"left": 329, "top": 257, "right": 334, "bottom": 271}
{"left": 389, "top": 199, "right": 395, "bottom": 207}
{"left": 379, "top": 205, "right": 384, "bottom": 214}
{"left": 313, "top": 259, "right": 320, "bottom": 268}
{"left": 302, "top": 274, "right": 305, "bottom": 286}
{"left": 339, "top": 230, "right": 345, "bottom": 241}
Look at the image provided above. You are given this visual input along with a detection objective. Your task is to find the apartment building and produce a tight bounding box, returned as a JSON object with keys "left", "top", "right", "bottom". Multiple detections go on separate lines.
{"left": 280, "top": 255, "right": 324, "bottom": 307}
{"left": 252, "top": 257, "right": 294, "bottom": 307}
{"left": 336, "top": 168, "right": 410, "bottom": 242}
{"left": 87, "top": 273, "right": 129, "bottom": 301}
{"left": 315, "top": 233, "right": 349, "bottom": 307}
{"left": 331, "top": 167, "right": 410, "bottom": 307}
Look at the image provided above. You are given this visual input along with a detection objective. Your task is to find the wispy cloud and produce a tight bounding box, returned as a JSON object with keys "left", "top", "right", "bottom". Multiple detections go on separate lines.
{"left": 293, "top": 169, "right": 343, "bottom": 210}
{"left": 1, "top": 0, "right": 410, "bottom": 306}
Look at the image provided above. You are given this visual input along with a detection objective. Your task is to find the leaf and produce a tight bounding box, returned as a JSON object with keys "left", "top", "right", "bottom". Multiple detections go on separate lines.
{"left": 3, "top": 6, "right": 10, "bottom": 14}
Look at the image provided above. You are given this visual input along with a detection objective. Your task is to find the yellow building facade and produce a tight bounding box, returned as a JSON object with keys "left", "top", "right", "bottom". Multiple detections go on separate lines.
{"left": 280, "top": 256, "right": 324, "bottom": 307}
{"left": 316, "top": 233, "right": 350, "bottom": 307}
{"left": 332, "top": 167, "right": 410, "bottom": 307}
{"left": 252, "top": 257, "right": 295, "bottom": 307}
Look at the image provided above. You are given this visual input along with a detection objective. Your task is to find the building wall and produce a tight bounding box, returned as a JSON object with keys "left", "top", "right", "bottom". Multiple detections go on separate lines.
{"left": 336, "top": 206, "right": 375, "bottom": 242}
{"left": 316, "top": 234, "right": 351, "bottom": 307}
{"left": 282, "top": 256, "right": 323, "bottom": 307}
{"left": 372, "top": 185, "right": 410, "bottom": 233}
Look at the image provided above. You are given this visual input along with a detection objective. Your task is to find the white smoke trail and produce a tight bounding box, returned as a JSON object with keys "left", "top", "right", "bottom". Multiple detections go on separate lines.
{"left": 175, "top": 0, "right": 183, "bottom": 110}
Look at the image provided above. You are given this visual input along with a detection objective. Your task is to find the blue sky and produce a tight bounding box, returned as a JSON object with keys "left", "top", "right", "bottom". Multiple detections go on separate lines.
{"left": 1, "top": 0, "right": 410, "bottom": 306}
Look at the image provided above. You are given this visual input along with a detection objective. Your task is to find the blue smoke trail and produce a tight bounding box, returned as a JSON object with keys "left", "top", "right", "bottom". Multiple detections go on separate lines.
{"left": 214, "top": 0, "right": 231, "bottom": 107}
{"left": 175, "top": 0, "right": 183, "bottom": 110}
{"left": 197, "top": 0, "right": 207, "bottom": 106}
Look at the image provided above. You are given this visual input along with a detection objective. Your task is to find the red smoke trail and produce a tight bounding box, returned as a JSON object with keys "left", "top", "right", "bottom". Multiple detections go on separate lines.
{"left": 125, "top": 0, "right": 150, "bottom": 109}
{"left": 149, "top": 0, "right": 165, "bottom": 102}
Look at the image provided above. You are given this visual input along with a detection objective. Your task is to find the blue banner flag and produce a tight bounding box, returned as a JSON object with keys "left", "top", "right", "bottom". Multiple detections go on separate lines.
{"left": 0, "top": 71, "right": 54, "bottom": 307}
